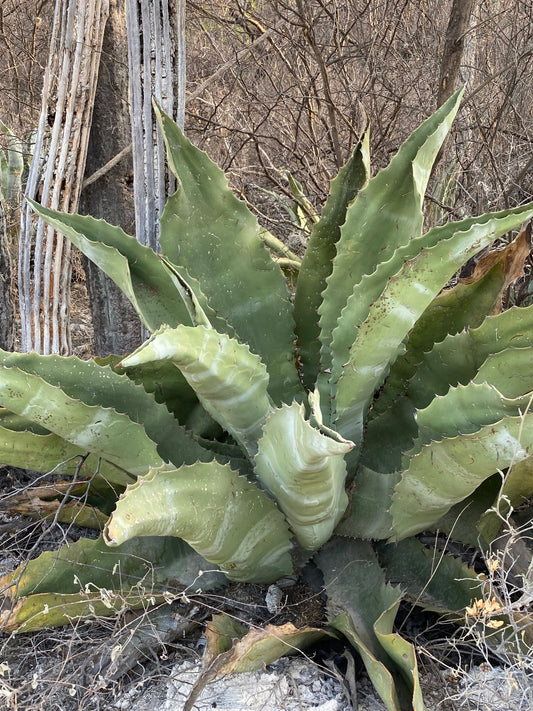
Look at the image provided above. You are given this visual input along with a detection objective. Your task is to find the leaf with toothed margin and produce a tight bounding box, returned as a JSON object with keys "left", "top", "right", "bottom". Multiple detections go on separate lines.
{"left": 27, "top": 199, "right": 193, "bottom": 332}
{"left": 473, "top": 347, "right": 533, "bottom": 399}
{"left": 254, "top": 401, "right": 352, "bottom": 550}
{"left": 120, "top": 324, "right": 272, "bottom": 457}
{"left": 0, "top": 349, "right": 210, "bottom": 469}
{"left": 0, "top": 365, "right": 162, "bottom": 476}
{"left": 0, "top": 427, "right": 132, "bottom": 486}
{"left": 406, "top": 304, "right": 533, "bottom": 409}
{"left": 294, "top": 130, "right": 370, "bottom": 392}
{"left": 104, "top": 461, "right": 293, "bottom": 583}
{"left": 360, "top": 263, "right": 517, "bottom": 475}
{"left": 0, "top": 535, "right": 226, "bottom": 633}
{"left": 371, "top": 245, "right": 526, "bottom": 421}
{"left": 391, "top": 412, "right": 533, "bottom": 540}
{"left": 414, "top": 383, "right": 533, "bottom": 448}
{"left": 94, "top": 354, "right": 221, "bottom": 439}
{"left": 336, "top": 466, "right": 400, "bottom": 541}
{"left": 333, "top": 202, "right": 533, "bottom": 450}
{"left": 376, "top": 538, "right": 482, "bottom": 616}
{"left": 328, "top": 208, "right": 531, "bottom": 394}
{"left": 318, "top": 89, "right": 464, "bottom": 396}
{"left": 317, "top": 538, "right": 426, "bottom": 711}
{"left": 155, "top": 104, "right": 303, "bottom": 406}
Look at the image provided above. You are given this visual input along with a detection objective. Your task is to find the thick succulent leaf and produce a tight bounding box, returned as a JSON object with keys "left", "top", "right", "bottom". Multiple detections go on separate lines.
{"left": 94, "top": 354, "right": 220, "bottom": 437}
{"left": 333, "top": 203, "right": 533, "bottom": 447}
{"left": 0, "top": 365, "right": 163, "bottom": 476}
{"left": 317, "top": 539, "right": 425, "bottom": 711}
{"left": 0, "top": 408, "right": 50, "bottom": 434}
{"left": 408, "top": 304, "right": 533, "bottom": 408}
{"left": 391, "top": 413, "right": 533, "bottom": 540}
{"left": 336, "top": 466, "right": 400, "bottom": 540}
{"left": 318, "top": 90, "right": 463, "bottom": 381}
{"left": 254, "top": 402, "right": 352, "bottom": 550}
{"left": 98, "top": 355, "right": 223, "bottom": 440}
{"left": 104, "top": 461, "right": 293, "bottom": 583}
{"left": 366, "top": 251, "right": 510, "bottom": 422}
{"left": 120, "top": 325, "right": 272, "bottom": 457}
{"left": 1, "top": 535, "right": 221, "bottom": 598}
{"left": 428, "top": 473, "right": 502, "bottom": 548}
{"left": 376, "top": 539, "right": 482, "bottom": 615}
{"left": 340, "top": 408, "right": 507, "bottom": 543}
{"left": 27, "top": 199, "right": 193, "bottom": 331}
{"left": 293, "top": 132, "right": 370, "bottom": 390}
{"left": 0, "top": 350, "right": 209, "bottom": 468}
{"left": 333, "top": 613, "right": 404, "bottom": 711}
{"left": 362, "top": 262, "right": 513, "bottom": 472}
{"left": 155, "top": 105, "right": 302, "bottom": 405}
{"left": 0, "top": 535, "right": 225, "bottom": 632}
{"left": 361, "top": 399, "right": 419, "bottom": 474}
{"left": 374, "top": 602, "right": 426, "bottom": 711}
{"left": 327, "top": 204, "right": 517, "bottom": 390}
{"left": 473, "top": 347, "right": 533, "bottom": 398}
{"left": 0, "top": 427, "right": 132, "bottom": 486}
{"left": 160, "top": 255, "right": 238, "bottom": 335}
{"left": 415, "top": 383, "right": 533, "bottom": 447}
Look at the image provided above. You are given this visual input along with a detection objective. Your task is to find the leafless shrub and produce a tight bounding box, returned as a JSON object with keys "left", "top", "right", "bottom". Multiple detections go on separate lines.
{"left": 186, "top": 1, "right": 533, "bottom": 228}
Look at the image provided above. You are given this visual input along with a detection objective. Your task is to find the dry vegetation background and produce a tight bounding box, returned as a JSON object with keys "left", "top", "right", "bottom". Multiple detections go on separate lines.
{"left": 184, "top": 1, "right": 533, "bottom": 230}
{"left": 1, "top": 0, "right": 533, "bottom": 349}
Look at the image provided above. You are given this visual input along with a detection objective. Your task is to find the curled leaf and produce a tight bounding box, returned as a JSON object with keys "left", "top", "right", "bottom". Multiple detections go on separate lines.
{"left": 105, "top": 461, "right": 293, "bottom": 582}
{"left": 120, "top": 325, "right": 272, "bottom": 457}
{"left": 254, "top": 402, "right": 352, "bottom": 549}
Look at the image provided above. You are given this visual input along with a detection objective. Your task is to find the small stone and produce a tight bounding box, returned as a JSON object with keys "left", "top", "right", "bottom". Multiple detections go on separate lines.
{"left": 265, "top": 584, "right": 283, "bottom": 614}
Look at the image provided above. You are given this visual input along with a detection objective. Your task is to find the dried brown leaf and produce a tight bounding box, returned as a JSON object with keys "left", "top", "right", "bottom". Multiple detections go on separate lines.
{"left": 460, "top": 221, "right": 532, "bottom": 313}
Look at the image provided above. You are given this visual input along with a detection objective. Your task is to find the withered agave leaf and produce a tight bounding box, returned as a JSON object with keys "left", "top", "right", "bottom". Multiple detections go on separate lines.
{"left": 183, "top": 615, "right": 336, "bottom": 711}
{"left": 204, "top": 615, "right": 335, "bottom": 674}
{"left": 1, "top": 480, "right": 109, "bottom": 529}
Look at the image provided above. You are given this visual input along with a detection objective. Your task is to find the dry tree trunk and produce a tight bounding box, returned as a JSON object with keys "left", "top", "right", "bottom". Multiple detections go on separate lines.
{"left": 18, "top": 0, "right": 109, "bottom": 354}
{"left": 126, "top": 0, "right": 186, "bottom": 252}
{"left": 437, "top": 0, "right": 477, "bottom": 106}
{"left": 432, "top": 0, "right": 476, "bottom": 176}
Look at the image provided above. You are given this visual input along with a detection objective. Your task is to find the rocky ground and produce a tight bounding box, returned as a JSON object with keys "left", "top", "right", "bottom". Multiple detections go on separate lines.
{"left": 2, "top": 623, "right": 532, "bottom": 711}
{"left": 1, "top": 569, "right": 532, "bottom": 711}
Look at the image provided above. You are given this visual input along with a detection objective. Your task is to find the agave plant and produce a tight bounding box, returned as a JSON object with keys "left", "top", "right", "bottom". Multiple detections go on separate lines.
{"left": 2, "top": 88, "right": 533, "bottom": 710}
